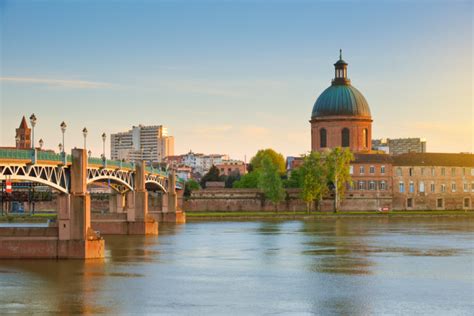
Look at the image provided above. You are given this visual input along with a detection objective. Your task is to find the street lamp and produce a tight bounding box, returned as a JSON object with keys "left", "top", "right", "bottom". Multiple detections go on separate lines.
{"left": 29, "top": 114, "right": 37, "bottom": 149}
{"left": 58, "top": 143, "right": 63, "bottom": 153}
{"left": 15, "top": 135, "right": 20, "bottom": 149}
{"left": 88, "top": 150, "right": 92, "bottom": 158}
{"left": 82, "top": 127, "right": 88, "bottom": 149}
{"left": 38, "top": 139, "right": 44, "bottom": 150}
{"left": 60, "top": 121, "right": 67, "bottom": 153}
{"left": 101, "top": 132, "right": 106, "bottom": 160}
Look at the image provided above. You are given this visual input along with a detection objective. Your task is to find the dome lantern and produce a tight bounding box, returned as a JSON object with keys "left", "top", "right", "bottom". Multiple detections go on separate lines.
{"left": 332, "top": 49, "right": 350, "bottom": 85}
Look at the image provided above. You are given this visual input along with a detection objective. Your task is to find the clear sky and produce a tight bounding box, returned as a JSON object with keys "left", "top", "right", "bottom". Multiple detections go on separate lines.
{"left": 1, "top": 0, "right": 472, "bottom": 160}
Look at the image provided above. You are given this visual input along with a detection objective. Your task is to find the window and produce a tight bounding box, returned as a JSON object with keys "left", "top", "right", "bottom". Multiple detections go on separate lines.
{"left": 441, "top": 184, "right": 446, "bottom": 193}
{"left": 451, "top": 182, "right": 456, "bottom": 192}
{"left": 451, "top": 168, "right": 456, "bottom": 176}
{"left": 437, "top": 198, "right": 444, "bottom": 208}
{"left": 320, "top": 128, "right": 327, "bottom": 148}
{"left": 396, "top": 168, "right": 402, "bottom": 176}
{"left": 431, "top": 168, "right": 435, "bottom": 176}
{"left": 419, "top": 181, "right": 425, "bottom": 193}
{"left": 430, "top": 182, "right": 435, "bottom": 193}
{"left": 349, "top": 165, "right": 354, "bottom": 175}
{"left": 363, "top": 128, "right": 368, "bottom": 148}
{"left": 472, "top": 182, "right": 474, "bottom": 192}
{"left": 464, "top": 198, "right": 471, "bottom": 208}
{"left": 369, "top": 166, "right": 375, "bottom": 174}
{"left": 464, "top": 182, "right": 468, "bottom": 192}
{"left": 342, "top": 128, "right": 350, "bottom": 147}
{"left": 381, "top": 165, "right": 385, "bottom": 174}
{"left": 380, "top": 181, "right": 387, "bottom": 190}
{"left": 462, "top": 168, "right": 466, "bottom": 176}
{"left": 358, "top": 181, "right": 366, "bottom": 190}
{"left": 409, "top": 168, "right": 414, "bottom": 176}
{"left": 421, "top": 168, "right": 425, "bottom": 176}
{"left": 407, "top": 198, "right": 413, "bottom": 208}
{"left": 359, "top": 166, "right": 365, "bottom": 174}
{"left": 399, "top": 182, "right": 405, "bottom": 193}
{"left": 409, "top": 181, "right": 415, "bottom": 193}
{"left": 441, "top": 168, "right": 446, "bottom": 176}
{"left": 369, "top": 181, "right": 376, "bottom": 190}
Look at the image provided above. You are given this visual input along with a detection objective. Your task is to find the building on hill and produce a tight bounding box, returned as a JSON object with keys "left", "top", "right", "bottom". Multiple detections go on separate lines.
{"left": 215, "top": 160, "right": 247, "bottom": 176}
{"left": 372, "top": 138, "right": 427, "bottom": 155}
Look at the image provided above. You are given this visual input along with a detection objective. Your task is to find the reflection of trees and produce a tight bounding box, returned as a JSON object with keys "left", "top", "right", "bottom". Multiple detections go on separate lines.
{"left": 256, "top": 221, "right": 283, "bottom": 261}
{"left": 301, "top": 218, "right": 378, "bottom": 275}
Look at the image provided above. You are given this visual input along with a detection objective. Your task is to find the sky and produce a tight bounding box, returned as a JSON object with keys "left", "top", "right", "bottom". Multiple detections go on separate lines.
{"left": 0, "top": 0, "right": 472, "bottom": 160}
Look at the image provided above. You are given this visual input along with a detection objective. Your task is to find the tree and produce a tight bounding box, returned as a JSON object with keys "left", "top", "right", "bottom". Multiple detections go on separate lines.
{"left": 233, "top": 170, "right": 260, "bottom": 188}
{"left": 250, "top": 149, "right": 286, "bottom": 175}
{"left": 258, "top": 156, "right": 285, "bottom": 211}
{"left": 224, "top": 170, "right": 241, "bottom": 188}
{"left": 200, "top": 165, "right": 222, "bottom": 188}
{"left": 184, "top": 179, "right": 200, "bottom": 197}
{"left": 283, "top": 168, "right": 302, "bottom": 188}
{"left": 299, "top": 151, "right": 328, "bottom": 212}
{"left": 325, "top": 147, "right": 354, "bottom": 212}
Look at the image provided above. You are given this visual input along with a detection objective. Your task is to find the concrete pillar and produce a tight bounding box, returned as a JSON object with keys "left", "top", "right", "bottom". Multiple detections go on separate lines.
{"left": 109, "top": 194, "right": 125, "bottom": 213}
{"left": 134, "top": 161, "right": 148, "bottom": 220}
{"left": 167, "top": 170, "right": 178, "bottom": 212}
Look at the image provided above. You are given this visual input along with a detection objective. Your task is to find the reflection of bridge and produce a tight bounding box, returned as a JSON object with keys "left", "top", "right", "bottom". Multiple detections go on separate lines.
{"left": 0, "top": 148, "right": 185, "bottom": 260}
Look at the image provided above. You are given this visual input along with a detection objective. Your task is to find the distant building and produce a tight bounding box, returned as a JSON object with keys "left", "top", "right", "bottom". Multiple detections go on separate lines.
{"left": 215, "top": 160, "right": 247, "bottom": 176}
{"left": 15, "top": 116, "right": 31, "bottom": 149}
{"left": 372, "top": 138, "right": 427, "bottom": 155}
{"left": 110, "top": 124, "right": 174, "bottom": 163}
{"left": 181, "top": 151, "right": 229, "bottom": 175}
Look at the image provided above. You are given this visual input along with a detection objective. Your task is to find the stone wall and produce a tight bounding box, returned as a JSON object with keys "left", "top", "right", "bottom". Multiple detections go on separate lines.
{"left": 183, "top": 188, "right": 390, "bottom": 212}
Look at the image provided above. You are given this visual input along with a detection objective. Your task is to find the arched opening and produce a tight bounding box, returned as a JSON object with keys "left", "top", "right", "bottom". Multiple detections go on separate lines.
{"left": 363, "top": 128, "right": 368, "bottom": 148}
{"left": 341, "top": 128, "right": 350, "bottom": 147}
{"left": 320, "top": 128, "right": 327, "bottom": 148}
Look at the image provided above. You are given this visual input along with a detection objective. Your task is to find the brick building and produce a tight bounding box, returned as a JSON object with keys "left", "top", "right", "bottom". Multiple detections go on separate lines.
{"left": 15, "top": 116, "right": 31, "bottom": 149}
{"left": 215, "top": 160, "right": 247, "bottom": 176}
{"left": 372, "top": 138, "right": 427, "bottom": 155}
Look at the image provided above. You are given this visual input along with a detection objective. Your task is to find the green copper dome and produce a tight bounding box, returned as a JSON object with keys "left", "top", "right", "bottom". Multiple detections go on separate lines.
{"left": 311, "top": 51, "right": 371, "bottom": 119}
{"left": 311, "top": 84, "right": 371, "bottom": 118}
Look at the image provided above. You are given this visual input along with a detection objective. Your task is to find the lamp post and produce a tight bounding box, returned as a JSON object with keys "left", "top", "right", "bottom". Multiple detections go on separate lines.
{"left": 58, "top": 143, "right": 63, "bottom": 153}
{"left": 82, "top": 127, "right": 88, "bottom": 149}
{"left": 39, "top": 139, "right": 44, "bottom": 150}
{"left": 15, "top": 135, "right": 20, "bottom": 149}
{"left": 29, "top": 114, "right": 37, "bottom": 149}
{"left": 88, "top": 150, "right": 92, "bottom": 159}
{"left": 60, "top": 121, "right": 67, "bottom": 152}
{"left": 101, "top": 133, "right": 106, "bottom": 159}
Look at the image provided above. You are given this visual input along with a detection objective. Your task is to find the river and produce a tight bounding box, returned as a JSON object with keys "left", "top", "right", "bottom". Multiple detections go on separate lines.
{"left": 0, "top": 217, "right": 473, "bottom": 315}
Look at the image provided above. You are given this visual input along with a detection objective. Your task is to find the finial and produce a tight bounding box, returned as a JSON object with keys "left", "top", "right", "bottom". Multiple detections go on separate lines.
{"left": 339, "top": 49, "right": 342, "bottom": 60}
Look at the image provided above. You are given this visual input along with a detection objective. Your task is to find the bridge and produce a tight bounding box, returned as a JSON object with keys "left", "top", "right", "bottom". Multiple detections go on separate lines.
{"left": 0, "top": 148, "right": 185, "bottom": 259}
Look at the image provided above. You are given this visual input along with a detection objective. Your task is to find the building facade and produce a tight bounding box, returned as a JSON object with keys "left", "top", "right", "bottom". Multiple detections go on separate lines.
{"left": 372, "top": 138, "right": 427, "bottom": 155}
{"left": 110, "top": 124, "right": 174, "bottom": 163}
{"left": 215, "top": 160, "right": 247, "bottom": 176}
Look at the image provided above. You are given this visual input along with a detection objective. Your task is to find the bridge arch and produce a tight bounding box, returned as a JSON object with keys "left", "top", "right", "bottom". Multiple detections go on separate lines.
{"left": 86, "top": 176, "right": 134, "bottom": 192}
{"left": 145, "top": 180, "right": 167, "bottom": 193}
{"left": 0, "top": 164, "right": 69, "bottom": 194}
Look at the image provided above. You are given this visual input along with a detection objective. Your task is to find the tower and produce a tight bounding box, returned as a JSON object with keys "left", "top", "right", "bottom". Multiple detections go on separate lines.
{"left": 15, "top": 116, "right": 31, "bottom": 149}
{"left": 310, "top": 51, "right": 373, "bottom": 152}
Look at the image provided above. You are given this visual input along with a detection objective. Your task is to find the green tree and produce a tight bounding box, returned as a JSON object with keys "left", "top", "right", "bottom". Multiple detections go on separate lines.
{"left": 325, "top": 147, "right": 354, "bottom": 212}
{"left": 224, "top": 170, "right": 241, "bottom": 188}
{"left": 200, "top": 165, "right": 222, "bottom": 188}
{"left": 283, "top": 168, "right": 302, "bottom": 188}
{"left": 258, "top": 156, "right": 285, "bottom": 211}
{"left": 299, "top": 151, "right": 328, "bottom": 212}
{"left": 233, "top": 170, "right": 260, "bottom": 188}
{"left": 250, "top": 149, "right": 286, "bottom": 175}
{"left": 184, "top": 179, "right": 200, "bottom": 197}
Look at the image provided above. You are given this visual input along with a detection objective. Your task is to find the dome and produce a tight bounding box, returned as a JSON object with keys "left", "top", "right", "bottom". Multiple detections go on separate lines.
{"left": 311, "top": 84, "right": 371, "bottom": 118}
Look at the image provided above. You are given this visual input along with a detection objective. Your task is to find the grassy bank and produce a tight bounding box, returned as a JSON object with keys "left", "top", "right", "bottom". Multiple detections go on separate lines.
{"left": 0, "top": 213, "right": 57, "bottom": 223}
{"left": 186, "top": 210, "right": 474, "bottom": 220}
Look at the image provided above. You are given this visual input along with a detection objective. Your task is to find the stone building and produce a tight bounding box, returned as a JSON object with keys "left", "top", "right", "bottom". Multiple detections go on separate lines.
{"left": 372, "top": 138, "right": 427, "bottom": 155}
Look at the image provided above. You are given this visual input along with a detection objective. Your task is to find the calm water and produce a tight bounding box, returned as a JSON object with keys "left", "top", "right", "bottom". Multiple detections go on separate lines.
{"left": 0, "top": 217, "right": 473, "bottom": 315}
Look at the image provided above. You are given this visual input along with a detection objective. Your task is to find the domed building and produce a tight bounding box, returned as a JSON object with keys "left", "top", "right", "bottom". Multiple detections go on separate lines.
{"left": 311, "top": 51, "right": 372, "bottom": 152}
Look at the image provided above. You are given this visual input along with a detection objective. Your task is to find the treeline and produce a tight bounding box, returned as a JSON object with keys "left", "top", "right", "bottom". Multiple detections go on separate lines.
{"left": 184, "top": 147, "right": 353, "bottom": 212}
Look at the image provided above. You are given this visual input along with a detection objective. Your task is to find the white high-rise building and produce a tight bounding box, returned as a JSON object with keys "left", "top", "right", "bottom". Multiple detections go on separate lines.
{"left": 111, "top": 125, "right": 174, "bottom": 163}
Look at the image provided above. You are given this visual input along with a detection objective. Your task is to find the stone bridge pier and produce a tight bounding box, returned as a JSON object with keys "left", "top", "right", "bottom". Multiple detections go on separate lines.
{"left": 91, "top": 161, "right": 158, "bottom": 235}
{"left": 0, "top": 148, "right": 105, "bottom": 259}
{"left": 149, "top": 171, "right": 186, "bottom": 224}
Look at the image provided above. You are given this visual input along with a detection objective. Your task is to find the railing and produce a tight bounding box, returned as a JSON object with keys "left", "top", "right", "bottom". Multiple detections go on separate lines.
{"left": 0, "top": 148, "right": 169, "bottom": 178}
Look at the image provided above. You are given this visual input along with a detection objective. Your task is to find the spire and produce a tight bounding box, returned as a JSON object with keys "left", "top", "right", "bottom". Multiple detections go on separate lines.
{"left": 19, "top": 116, "right": 29, "bottom": 129}
{"left": 339, "top": 49, "right": 342, "bottom": 61}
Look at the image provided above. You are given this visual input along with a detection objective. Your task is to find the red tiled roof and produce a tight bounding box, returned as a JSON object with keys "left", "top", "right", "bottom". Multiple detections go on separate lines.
{"left": 19, "top": 116, "right": 29, "bottom": 129}
{"left": 393, "top": 153, "right": 474, "bottom": 167}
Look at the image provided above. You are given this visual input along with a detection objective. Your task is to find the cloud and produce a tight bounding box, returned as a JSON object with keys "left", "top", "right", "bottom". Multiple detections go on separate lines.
{"left": 0, "top": 77, "right": 113, "bottom": 89}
